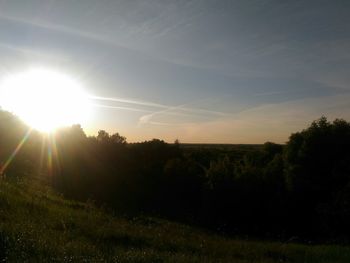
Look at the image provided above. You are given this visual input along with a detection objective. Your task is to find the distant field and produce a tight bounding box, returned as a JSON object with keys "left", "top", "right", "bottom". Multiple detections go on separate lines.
{"left": 180, "top": 143, "right": 264, "bottom": 150}
{"left": 0, "top": 175, "right": 349, "bottom": 262}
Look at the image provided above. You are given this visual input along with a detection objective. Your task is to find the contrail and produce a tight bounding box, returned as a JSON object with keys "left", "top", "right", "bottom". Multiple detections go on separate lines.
{"left": 90, "top": 95, "right": 229, "bottom": 116}
{"left": 89, "top": 95, "right": 169, "bottom": 110}
{"left": 177, "top": 106, "right": 228, "bottom": 116}
{"left": 92, "top": 103, "right": 201, "bottom": 119}
{"left": 90, "top": 103, "right": 154, "bottom": 113}
{"left": 138, "top": 103, "right": 189, "bottom": 125}
{"left": 89, "top": 95, "right": 230, "bottom": 127}
{"left": 137, "top": 98, "right": 231, "bottom": 126}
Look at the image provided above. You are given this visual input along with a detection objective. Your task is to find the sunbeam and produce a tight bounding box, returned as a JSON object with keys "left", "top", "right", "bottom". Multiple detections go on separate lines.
{"left": 0, "top": 128, "right": 32, "bottom": 175}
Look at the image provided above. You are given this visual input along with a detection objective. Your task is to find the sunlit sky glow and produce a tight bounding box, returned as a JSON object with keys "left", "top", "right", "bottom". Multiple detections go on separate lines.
{"left": 0, "top": 68, "right": 90, "bottom": 132}
{"left": 0, "top": 1, "right": 349, "bottom": 143}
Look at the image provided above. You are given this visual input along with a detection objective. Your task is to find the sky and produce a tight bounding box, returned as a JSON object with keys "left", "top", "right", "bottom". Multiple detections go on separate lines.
{"left": 0, "top": 0, "right": 349, "bottom": 143}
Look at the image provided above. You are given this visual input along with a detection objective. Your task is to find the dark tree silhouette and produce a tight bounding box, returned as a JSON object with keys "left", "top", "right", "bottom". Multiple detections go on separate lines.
{"left": 2, "top": 109, "right": 350, "bottom": 240}
{"left": 284, "top": 117, "right": 350, "bottom": 236}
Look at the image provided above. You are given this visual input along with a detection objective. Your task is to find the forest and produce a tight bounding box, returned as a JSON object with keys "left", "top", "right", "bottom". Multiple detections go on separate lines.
{"left": 1, "top": 109, "right": 350, "bottom": 242}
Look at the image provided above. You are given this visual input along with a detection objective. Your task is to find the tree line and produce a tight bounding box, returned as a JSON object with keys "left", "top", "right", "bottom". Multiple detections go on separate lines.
{"left": 1, "top": 110, "right": 350, "bottom": 240}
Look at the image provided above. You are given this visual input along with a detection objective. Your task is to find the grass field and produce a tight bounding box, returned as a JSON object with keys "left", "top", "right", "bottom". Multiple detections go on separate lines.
{"left": 0, "top": 175, "right": 349, "bottom": 262}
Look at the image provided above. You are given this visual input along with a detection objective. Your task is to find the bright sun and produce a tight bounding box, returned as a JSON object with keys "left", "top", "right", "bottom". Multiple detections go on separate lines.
{"left": 0, "top": 68, "right": 91, "bottom": 132}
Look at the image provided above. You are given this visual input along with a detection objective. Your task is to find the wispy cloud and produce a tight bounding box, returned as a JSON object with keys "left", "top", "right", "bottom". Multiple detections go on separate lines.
{"left": 0, "top": 14, "right": 110, "bottom": 46}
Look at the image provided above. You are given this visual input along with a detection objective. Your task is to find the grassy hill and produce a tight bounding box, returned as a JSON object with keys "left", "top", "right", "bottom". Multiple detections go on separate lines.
{"left": 0, "top": 175, "right": 349, "bottom": 262}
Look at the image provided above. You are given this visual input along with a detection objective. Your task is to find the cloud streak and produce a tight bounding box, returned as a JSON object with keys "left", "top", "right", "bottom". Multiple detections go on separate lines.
{"left": 89, "top": 95, "right": 230, "bottom": 126}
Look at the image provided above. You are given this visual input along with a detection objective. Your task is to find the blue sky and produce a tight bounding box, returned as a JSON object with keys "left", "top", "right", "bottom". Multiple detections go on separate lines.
{"left": 0, "top": 0, "right": 349, "bottom": 143}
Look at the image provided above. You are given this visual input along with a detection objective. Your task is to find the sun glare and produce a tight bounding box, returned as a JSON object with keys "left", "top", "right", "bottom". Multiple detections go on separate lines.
{"left": 0, "top": 68, "right": 91, "bottom": 132}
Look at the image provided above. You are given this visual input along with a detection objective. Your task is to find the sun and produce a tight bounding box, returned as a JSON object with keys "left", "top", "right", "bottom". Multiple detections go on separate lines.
{"left": 0, "top": 68, "right": 91, "bottom": 132}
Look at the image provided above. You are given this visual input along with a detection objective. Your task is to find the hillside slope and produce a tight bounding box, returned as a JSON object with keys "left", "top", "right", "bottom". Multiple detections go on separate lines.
{"left": 0, "top": 176, "right": 349, "bottom": 262}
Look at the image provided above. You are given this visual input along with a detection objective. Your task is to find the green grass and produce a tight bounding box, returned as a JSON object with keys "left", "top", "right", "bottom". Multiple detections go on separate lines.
{"left": 0, "top": 176, "right": 349, "bottom": 262}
